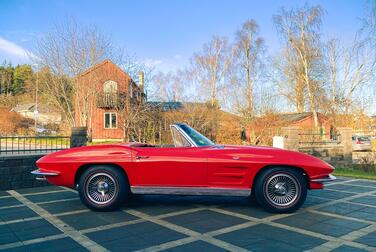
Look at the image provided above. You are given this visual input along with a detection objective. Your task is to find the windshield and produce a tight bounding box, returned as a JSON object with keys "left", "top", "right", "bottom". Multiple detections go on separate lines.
{"left": 178, "top": 124, "right": 215, "bottom": 146}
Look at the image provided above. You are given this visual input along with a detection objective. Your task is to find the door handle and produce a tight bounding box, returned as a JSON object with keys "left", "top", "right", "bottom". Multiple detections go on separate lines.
{"left": 233, "top": 156, "right": 240, "bottom": 160}
{"left": 136, "top": 156, "right": 149, "bottom": 160}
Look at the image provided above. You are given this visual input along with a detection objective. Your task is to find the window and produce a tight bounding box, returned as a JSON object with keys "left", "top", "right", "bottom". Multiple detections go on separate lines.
{"left": 171, "top": 127, "right": 191, "bottom": 147}
{"left": 104, "top": 112, "right": 117, "bottom": 129}
{"left": 103, "top": 80, "right": 118, "bottom": 93}
{"left": 178, "top": 124, "right": 215, "bottom": 146}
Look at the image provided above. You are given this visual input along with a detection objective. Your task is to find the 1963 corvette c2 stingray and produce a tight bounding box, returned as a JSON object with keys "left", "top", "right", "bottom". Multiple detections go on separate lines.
{"left": 32, "top": 123, "right": 335, "bottom": 213}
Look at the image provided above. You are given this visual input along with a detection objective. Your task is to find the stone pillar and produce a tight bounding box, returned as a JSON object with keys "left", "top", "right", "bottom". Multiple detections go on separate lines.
{"left": 337, "top": 127, "right": 352, "bottom": 161}
{"left": 281, "top": 126, "right": 300, "bottom": 151}
{"left": 70, "top": 127, "right": 87, "bottom": 148}
{"left": 273, "top": 136, "right": 285, "bottom": 149}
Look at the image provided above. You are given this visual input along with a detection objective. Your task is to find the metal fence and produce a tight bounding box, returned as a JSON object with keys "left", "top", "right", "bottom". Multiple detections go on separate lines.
{"left": 0, "top": 136, "right": 70, "bottom": 155}
{"left": 298, "top": 131, "right": 341, "bottom": 145}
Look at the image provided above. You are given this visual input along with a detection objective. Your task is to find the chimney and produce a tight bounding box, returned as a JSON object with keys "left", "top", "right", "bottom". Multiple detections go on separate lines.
{"left": 138, "top": 71, "right": 144, "bottom": 94}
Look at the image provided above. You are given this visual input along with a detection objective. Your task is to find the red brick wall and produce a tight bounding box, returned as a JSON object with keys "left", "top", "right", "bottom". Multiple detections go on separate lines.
{"left": 291, "top": 114, "right": 332, "bottom": 139}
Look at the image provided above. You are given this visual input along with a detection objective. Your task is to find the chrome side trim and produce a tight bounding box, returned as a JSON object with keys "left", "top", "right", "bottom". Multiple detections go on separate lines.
{"left": 130, "top": 186, "right": 252, "bottom": 197}
{"left": 311, "top": 174, "right": 336, "bottom": 183}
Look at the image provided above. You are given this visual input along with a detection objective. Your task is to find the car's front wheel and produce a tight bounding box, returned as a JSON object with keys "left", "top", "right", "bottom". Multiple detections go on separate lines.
{"left": 254, "top": 167, "right": 307, "bottom": 213}
{"left": 78, "top": 165, "right": 128, "bottom": 211}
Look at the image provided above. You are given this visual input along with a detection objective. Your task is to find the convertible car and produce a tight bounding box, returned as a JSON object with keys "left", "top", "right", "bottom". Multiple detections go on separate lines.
{"left": 32, "top": 123, "right": 335, "bottom": 213}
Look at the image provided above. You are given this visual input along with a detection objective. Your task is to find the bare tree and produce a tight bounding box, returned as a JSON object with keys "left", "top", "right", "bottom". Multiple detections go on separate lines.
{"left": 33, "top": 19, "right": 119, "bottom": 127}
{"left": 361, "top": 0, "right": 376, "bottom": 48}
{"left": 190, "top": 36, "right": 230, "bottom": 106}
{"left": 325, "top": 37, "right": 375, "bottom": 115}
{"left": 324, "top": 0, "right": 375, "bottom": 116}
{"left": 152, "top": 71, "right": 186, "bottom": 102}
{"left": 274, "top": 5, "right": 325, "bottom": 127}
{"left": 229, "top": 19, "right": 266, "bottom": 120}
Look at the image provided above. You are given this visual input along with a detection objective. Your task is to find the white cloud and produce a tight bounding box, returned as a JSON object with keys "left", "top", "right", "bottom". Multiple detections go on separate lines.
{"left": 144, "top": 58, "right": 163, "bottom": 68}
{"left": 174, "top": 54, "right": 182, "bottom": 60}
{"left": 0, "top": 37, "right": 33, "bottom": 59}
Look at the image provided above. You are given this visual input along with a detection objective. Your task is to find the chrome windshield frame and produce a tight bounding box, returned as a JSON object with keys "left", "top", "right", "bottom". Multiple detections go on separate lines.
{"left": 170, "top": 124, "right": 197, "bottom": 147}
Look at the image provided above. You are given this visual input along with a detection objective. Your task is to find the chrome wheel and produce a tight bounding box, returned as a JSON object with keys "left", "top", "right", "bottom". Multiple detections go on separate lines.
{"left": 265, "top": 173, "right": 299, "bottom": 207}
{"left": 86, "top": 172, "right": 117, "bottom": 205}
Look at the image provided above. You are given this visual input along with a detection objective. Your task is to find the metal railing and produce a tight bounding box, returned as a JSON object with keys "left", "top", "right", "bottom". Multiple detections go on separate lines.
{"left": 0, "top": 136, "right": 70, "bottom": 155}
{"left": 298, "top": 132, "right": 341, "bottom": 145}
{"left": 96, "top": 92, "right": 126, "bottom": 109}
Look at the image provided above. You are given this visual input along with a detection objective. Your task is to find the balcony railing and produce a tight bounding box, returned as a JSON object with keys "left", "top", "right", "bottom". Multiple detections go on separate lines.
{"left": 96, "top": 92, "right": 126, "bottom": 108}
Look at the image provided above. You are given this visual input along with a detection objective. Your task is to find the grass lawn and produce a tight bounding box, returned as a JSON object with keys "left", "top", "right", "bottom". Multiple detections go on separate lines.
{"left": 333, "top": 166, "right": 376, "bottom": 180}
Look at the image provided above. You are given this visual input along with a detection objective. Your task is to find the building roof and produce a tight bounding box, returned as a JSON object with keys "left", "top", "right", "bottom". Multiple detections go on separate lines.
{"left": 12, "top": 103, "right": 59, "bottom": 114}
{"left": 75, "top": 59, "right": 144, "bottom": 95}
{"left": 147, "top": 101, "right": 183, "bottom": 111}
{"left": 278, "top": 112, "right": 316, "bottom": 122}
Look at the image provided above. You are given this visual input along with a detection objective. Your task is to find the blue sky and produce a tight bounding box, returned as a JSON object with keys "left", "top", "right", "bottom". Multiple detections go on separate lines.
{"left": 0, "top": 0, "right": 368, "bottom": 73}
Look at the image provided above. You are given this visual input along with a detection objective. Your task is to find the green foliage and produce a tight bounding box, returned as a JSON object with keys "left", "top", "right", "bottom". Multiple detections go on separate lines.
{"left": 0, "top": 61, "right": 34, "bottom": 95}
{"left": 334, "top": 165, "right": 376, "bottom": 180}
{"left": 13, "top": 65, "right": 33, "bottom": 93}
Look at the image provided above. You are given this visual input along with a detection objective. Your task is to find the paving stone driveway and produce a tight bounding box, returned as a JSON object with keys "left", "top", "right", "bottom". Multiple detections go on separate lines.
{"left": 0, "top": 177, "right": 376, "bottom": 252}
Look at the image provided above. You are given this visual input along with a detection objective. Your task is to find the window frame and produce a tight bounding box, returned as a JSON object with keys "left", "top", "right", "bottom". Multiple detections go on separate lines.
{"left": 104, "top": 112, "right": 118, "bottom": 129}
{"left": 103, "top": 80, "right": 118, "bottom": 94}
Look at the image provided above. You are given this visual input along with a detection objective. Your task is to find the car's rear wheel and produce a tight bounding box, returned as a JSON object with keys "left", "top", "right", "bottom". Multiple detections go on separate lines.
{"left": 254, "top": 167, "right": 307, "bottom": 213}
{"left": 78, "top": 165, "right": 128, "bottom": 211}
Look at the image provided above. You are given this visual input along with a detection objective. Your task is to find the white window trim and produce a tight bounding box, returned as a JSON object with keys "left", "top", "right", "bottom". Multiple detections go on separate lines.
{"left": 104, "top": 112, "right": 118, "bottom": 129}
{"left": 103, "top": 80, "right": 118, "bottom": 93}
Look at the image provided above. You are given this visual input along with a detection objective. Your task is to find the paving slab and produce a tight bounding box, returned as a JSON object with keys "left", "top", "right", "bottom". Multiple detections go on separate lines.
{"left": 3, "top": 237, "right": 88, "bottom": 252}
{"left": 86, "top": 221, "right": 187, "bottom": 251}
{"left": 163, "top": 209, "right": 248, "bottom": 233}
{"left": 58, "top": 210, "right": 139, "bottom": 230}
{"left": 25, "top": 191, "right": 77, "bottom": 203}
{"left": 166, "top": 240, "right": 229, "bottom": 252}
{"left": 0, "top": 205, "right": 38, "bottom": 222}
{"left": 276, "top": 212, "right": 369, "bottom": 237}
{"left": 215, "top": 223, "right": 325, "bottom": 251}
{"left": 355, "top": 231, "right": 376, "bottom": 247}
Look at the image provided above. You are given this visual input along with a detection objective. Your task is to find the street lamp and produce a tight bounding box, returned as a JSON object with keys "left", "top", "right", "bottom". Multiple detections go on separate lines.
{"left": 32, "top": 64, "right": 39, "bottom": 135}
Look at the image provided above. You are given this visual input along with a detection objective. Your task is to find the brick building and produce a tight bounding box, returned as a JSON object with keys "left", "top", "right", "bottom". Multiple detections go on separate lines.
{"left": 246, "top": 112, "right": 334, "bottom": 145}
{"left": 75, "top": 60, "right": 145, "bottom": 141}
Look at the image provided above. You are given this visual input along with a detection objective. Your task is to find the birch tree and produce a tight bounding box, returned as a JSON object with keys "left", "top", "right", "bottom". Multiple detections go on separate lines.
{"left": 230, "top": 19, "right": 265, "bottom": 120}
{"left": 325, "top": 37, "right": 375, "bottom": 114}
{"left": 190, "top": 36, "right": 230, "bottom": 106}
{"left": 274, "top": 5, "right": 325, "bottom": 127}
{"left": 152, "top": 71, "right": 186, "bottom": 102}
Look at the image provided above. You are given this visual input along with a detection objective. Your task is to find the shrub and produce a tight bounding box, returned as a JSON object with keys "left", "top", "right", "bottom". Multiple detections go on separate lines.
{"left": 0, "top": 108, "right": 34, "bottom": 135}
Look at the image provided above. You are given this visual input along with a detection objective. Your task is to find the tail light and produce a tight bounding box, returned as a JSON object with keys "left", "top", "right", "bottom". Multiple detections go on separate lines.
{"left": 356, "top": 139, "right": 362, "bottom": 144}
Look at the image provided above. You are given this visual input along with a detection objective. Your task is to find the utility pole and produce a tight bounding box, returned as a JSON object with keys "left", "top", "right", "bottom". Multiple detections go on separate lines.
{"left": 34, "top": 72, "right": 39, "bottom": 135}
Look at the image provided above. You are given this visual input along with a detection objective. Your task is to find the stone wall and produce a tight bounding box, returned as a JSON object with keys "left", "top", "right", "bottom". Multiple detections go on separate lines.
{"left": 298, "top": 145, "right": 345, "bottom": 162}
{"left": 0, "top": 154, "right": 48, "bottom": 190}
{"left": 353, "top": 152, "right": 376, "bottom": 164}
{"left": 277, "top": 127, "right": 353, "bottom": 164}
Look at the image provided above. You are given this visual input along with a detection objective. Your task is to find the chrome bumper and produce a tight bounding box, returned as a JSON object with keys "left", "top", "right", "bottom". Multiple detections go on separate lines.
{"left": 31, "top": 169, "right": 59, "bottom": 181}
{"left": 311, "top": 174, "right": 336, "bottom": 183}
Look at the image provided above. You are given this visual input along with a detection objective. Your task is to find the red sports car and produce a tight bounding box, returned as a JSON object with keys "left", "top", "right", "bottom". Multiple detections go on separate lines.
{"left": 32, "top": 123, "right": 335, "bottom": 213}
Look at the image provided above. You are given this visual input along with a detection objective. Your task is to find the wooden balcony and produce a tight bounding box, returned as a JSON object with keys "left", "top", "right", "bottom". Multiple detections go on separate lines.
{"left": 96, "top": 92, "right": 126, "bottom": 109}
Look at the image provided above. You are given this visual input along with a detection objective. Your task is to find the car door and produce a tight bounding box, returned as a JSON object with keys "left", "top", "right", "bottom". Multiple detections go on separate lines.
{"left": 132, "top": 146, "right": 207, "bottom": 187}
{"left": 204, "top": 146, "right": 252, "bottom": 188}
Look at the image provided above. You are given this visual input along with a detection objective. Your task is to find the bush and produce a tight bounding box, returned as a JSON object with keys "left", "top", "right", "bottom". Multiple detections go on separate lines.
{"left": 0, "top": 108, "right": 34, "bottom": 135}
